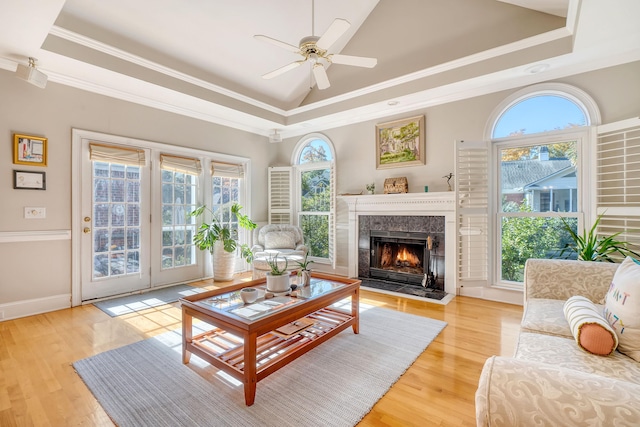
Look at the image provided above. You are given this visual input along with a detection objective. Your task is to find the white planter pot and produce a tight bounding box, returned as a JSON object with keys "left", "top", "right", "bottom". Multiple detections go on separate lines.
{"left": 212, "top": 240, "right": 235, "bottom": 281}
{"left": 300, "top": 270, "right": 312, "bottom": 286}
{"left": 266, "top": 273, "right": 290, "bottom": 293}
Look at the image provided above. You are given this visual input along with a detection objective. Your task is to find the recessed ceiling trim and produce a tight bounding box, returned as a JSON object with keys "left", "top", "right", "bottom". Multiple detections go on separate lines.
{"left": 286, "top": 27, "right": 572, "bottom": 116}
{"left": 48, "top": 25, "right": 287, "bottom": 116}
{"left": 47, "top": 70, "right": 282, "bottom": 136}
{"left": 49, "top": 21, "right": 573, "bottom": 122}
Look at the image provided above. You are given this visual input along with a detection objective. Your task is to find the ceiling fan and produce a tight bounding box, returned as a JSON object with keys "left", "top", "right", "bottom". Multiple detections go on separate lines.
{"left": 254, "top": 0, "right": 377, "bottom": 90}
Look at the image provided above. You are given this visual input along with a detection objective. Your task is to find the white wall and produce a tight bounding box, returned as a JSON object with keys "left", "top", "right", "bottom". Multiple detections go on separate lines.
{"left": 0, "top": 69, "right": 273, "bottom": 319}
{"left": 276, "top": 61, "right": 640, "bottom": 277}
{"left": 1, "top": 59, "right": 639, "bottom": 318}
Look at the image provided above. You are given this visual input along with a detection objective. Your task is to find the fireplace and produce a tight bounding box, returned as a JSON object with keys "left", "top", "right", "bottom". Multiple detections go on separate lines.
{"left": 357, "top": 215, "right": 446, "bottom": 292}
{"left": 341, "top": 192, "right": 456, "bottom": 300}
{"left": 370, "top": 231, "right": 431, "bottom": 286}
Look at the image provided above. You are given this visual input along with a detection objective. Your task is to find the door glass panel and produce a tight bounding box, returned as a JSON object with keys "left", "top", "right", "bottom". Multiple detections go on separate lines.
{"left": 92, "top": 162, "right": 141, "bottom": 279}
{"left": 160, "top": 170, "right": 197, "bottom": 269}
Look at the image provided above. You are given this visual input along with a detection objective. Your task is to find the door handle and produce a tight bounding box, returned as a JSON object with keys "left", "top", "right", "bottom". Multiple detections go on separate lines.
{"left": 83, "top": 227, "right": 91, "bottom": 234}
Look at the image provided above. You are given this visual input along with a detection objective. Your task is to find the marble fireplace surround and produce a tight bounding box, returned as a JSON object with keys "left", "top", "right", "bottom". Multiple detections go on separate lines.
{"left": 340, "top": 192, "right": 456, "bottom": 296}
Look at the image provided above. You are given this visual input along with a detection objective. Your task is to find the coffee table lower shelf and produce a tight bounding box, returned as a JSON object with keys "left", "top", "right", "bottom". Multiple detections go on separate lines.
{"left": 187, "top": 307, "right": 354, "bottom": 386}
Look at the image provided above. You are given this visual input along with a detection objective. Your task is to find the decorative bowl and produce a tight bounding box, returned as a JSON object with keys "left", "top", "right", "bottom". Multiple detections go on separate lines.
{"left": 240, "top": 287, "right": 258, "bottom": 304}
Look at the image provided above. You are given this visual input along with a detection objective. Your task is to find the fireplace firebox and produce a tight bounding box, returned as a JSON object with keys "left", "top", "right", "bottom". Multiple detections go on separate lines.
{"left": 369, "top": 230, "right": 442, "bottom": 288}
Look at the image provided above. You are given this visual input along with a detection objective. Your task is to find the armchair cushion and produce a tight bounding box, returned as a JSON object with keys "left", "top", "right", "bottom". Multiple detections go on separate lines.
{"left": 264, "top": 231, "right": 296, "bottom": 250}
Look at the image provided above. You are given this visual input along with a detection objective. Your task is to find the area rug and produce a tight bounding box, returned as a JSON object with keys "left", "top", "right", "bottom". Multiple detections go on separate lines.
{"left": 93, "top": 284, "right": 204, "bottom": 317}
{"left": 74, "top": 306, "right": 446, "bottom": 427}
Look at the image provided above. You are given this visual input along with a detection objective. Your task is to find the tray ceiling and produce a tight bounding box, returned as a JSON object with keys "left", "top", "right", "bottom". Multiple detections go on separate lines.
{"left": 0, "top": 0, "right": 638, "bottom": 139}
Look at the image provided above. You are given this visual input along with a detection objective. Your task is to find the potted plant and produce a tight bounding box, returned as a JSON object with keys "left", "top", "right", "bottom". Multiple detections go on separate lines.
{"left": 556, "top": 212, "right": 640, "bottom": 262}
{"left": 366, "top": 183, "right": 375, "bottom": 194}
{"left": 188, "top": 203, "right": 256, "bottom": 281}
{"left": 295, "top": 251, "right": 314, "bottom": 286}
{"left": 265, "top": 253, "right": 290, "bottom": 292}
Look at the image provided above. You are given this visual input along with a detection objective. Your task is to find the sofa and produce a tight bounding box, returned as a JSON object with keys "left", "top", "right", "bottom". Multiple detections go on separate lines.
{"left": 476, "top": 258, "right": 640, "bottom": 426}
{"left": 250, "top": 224, "right": 308, "bottom": 279}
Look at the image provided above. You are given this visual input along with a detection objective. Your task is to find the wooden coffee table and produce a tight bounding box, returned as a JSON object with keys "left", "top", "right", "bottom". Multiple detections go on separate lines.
{"left": 179, "top": 272, "right": 360, "bottom": 405}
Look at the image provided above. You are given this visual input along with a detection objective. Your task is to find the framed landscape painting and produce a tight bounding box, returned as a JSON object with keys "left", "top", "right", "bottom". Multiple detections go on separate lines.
{"left": 375, "top": 115, "right": 425, "bottom": 169}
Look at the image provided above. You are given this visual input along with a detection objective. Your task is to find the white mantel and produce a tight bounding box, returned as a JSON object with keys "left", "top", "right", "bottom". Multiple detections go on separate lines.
{"left": 339, "top": 192, "right": 457, "bottom": 296}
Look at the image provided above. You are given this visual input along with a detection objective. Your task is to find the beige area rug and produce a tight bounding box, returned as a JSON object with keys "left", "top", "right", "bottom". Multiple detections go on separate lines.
{"left": 74, "top": 305, "right": 446, "bottom": 427}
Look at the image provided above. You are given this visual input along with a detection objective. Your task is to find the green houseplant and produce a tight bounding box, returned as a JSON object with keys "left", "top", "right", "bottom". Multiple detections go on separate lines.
{"left": 557, "top": 212, "right": 640, "bottom": 262}
{"left": 189, "top": 203, "right": 256, "bottom": 281}
{"left": 295, "top": 251, "right": 314, "bottom": 286}
{"left": 265, "top": 253, "right": 290, "bottom": 292}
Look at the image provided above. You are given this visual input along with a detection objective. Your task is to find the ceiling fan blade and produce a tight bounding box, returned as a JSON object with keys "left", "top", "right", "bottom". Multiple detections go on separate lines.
{"left": 312, "top": 63, "right": 330, "bottom": 90}
{"left": 316, "top": 18, "right": 350, "bottom": 51}
{"left": 254, "top": 35, "right": 300, "bottom": 53}
{"left": 262, "top": 61, "right": 304, "bottom": 79}
{"left": 329, "top": 54, "right": 377, "bottom": 68}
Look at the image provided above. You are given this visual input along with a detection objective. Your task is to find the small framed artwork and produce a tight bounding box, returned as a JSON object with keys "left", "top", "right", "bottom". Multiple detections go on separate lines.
{"left": 14, "top": 170, "right": 46, "bottom": 190}
{"left": 13, "top": 133, "right": 47, "bottom": 166}
{"left": 375, "top": 115, "right": 425, "bottom": 169}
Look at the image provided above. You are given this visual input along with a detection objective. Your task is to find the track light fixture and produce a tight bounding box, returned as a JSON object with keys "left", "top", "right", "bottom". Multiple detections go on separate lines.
{"left": 16, "top": 57, "right": 48, "bottom": 89}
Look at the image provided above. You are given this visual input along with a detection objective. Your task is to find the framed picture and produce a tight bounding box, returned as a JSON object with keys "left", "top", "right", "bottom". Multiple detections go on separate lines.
{"left": 13, "top": 170, "right": 46, "bottom": 190}
{"left": 375, "top": 115, "right": 425, "bottom": 169}
{"left": 13, "top": 133, "right": 47, "bottom": 166}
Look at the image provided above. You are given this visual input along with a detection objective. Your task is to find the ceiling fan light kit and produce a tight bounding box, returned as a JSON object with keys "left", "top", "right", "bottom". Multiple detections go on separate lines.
{"left": 254, "top": 2, "right": 377, "bottom": 90}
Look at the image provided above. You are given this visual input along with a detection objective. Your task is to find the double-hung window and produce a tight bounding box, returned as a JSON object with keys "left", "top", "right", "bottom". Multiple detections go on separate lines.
{"left": 489, "top": 85, "right": 595, "bottom": 285}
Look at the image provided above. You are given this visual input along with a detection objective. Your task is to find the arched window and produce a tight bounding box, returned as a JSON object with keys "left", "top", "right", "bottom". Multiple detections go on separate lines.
{"left": 488, "top": 84, "right": 599, "bottom": 285}
{"left": 291, "top": 134, "right": 336, "bottom": 266}
{"left": 493, "top": 94, "right": 588, "bottom": 138}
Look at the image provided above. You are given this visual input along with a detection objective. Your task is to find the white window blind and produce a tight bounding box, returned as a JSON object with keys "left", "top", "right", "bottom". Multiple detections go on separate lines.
{"left": 596, "top": 119, "right": 640, "bottom": 256}
{"left": 89, "top": 142, "right": 145, "bottom": 166}
{"left": 268, "top": 166, "right": 293, "bottom": 224}
{"left": 455, "top": 140, "right": 489, "bottom": 286}
{"left": 211, "top": 161, "right": 244, "bottom": 178}
{"left": 160, "top": 154, "right": 201, "bottom": 175}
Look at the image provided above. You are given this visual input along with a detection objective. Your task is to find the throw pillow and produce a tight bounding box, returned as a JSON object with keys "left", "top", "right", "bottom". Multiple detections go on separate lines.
{"left": 264, "top": 231, "right": 296, "bottom": 250}
{"left": 563, "top": 295, "right": 618, "bottom": 356}
{"left": 604, "top": 256, "right": 640, "bottom": 361}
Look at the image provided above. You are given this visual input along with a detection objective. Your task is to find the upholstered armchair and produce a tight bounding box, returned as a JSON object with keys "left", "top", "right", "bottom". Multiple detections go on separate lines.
{"left": 250, "top": 224, "right": 308, "bottom": 279}
{"left": 251, "top": 224, "right": 308, "bottom": 258}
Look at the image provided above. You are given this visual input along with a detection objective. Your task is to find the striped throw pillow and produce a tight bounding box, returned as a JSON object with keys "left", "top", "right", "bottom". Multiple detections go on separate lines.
{"left": 564, "top": 295, "right": 618, "bottom": 356}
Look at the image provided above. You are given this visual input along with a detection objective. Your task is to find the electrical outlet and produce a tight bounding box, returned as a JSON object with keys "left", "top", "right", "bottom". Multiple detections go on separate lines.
{"left": 24, "top": 207, "right": 46, "bottom": 219}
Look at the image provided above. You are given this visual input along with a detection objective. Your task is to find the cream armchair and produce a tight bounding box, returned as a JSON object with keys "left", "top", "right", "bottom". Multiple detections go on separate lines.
{"left": 251, "top": 224, "right": 308, "bottom": 257}
{"left": 250, "top": 224, "right": 308, "bottom": 279}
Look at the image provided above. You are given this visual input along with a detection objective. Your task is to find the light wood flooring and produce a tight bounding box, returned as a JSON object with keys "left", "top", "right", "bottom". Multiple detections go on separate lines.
{"left": 0, "top": 274, "right": 523, "bottom": 426}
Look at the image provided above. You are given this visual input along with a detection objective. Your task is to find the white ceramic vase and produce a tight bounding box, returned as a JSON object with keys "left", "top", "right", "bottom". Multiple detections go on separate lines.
{"left": 266, "top": 273, "right": 290, "bottom": 293}
{"left": 300, "top": 270, "right": 312, "bottom": 286}
{"left": 212, "top": 240, "right": 235, "bottom": 281}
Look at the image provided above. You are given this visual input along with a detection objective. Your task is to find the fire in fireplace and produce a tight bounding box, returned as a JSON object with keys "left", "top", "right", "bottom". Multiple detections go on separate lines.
{"left": 369, "top": 230, "right": 443, "bottom": 288}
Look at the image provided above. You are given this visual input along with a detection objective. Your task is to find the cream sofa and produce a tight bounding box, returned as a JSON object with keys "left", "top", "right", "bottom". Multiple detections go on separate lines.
{"left": 476, "top": 258, "right": 640, "bottom": 426}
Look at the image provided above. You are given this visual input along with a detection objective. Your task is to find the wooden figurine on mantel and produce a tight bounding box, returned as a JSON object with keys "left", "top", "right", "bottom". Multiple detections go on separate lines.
{"left": 383, "top": 177, "right": 408, "bottom": 194}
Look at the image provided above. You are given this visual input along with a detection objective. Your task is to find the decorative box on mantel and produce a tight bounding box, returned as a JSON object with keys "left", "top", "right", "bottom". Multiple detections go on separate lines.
{"left": 338, "top": 192, "right": 457, "bottom": 296}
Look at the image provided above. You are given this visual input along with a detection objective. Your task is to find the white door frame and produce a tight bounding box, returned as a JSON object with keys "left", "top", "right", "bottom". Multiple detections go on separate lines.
{"left": 71, "top": 129, "right": 252, "bottom": 306}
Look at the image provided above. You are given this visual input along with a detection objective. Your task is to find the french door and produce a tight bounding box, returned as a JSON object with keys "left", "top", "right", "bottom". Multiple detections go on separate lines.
{"left": 73, "top": 130, "right": 250, "bottom": 303}
{"left": 80, "top": 141, "right": 151, "bottom": 300}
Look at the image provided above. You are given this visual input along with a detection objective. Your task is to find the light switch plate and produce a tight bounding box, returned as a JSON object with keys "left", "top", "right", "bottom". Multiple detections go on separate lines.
{"left": 25, "top": 207, "right": 46, "bottom": 219}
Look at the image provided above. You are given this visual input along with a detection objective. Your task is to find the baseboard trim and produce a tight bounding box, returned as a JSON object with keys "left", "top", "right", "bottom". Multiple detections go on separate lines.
{"left": 0, "top": 294, "right": 71, "bottom": 321}
{"left": 459, "top": 286, "right": 523, "bottom": 305}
